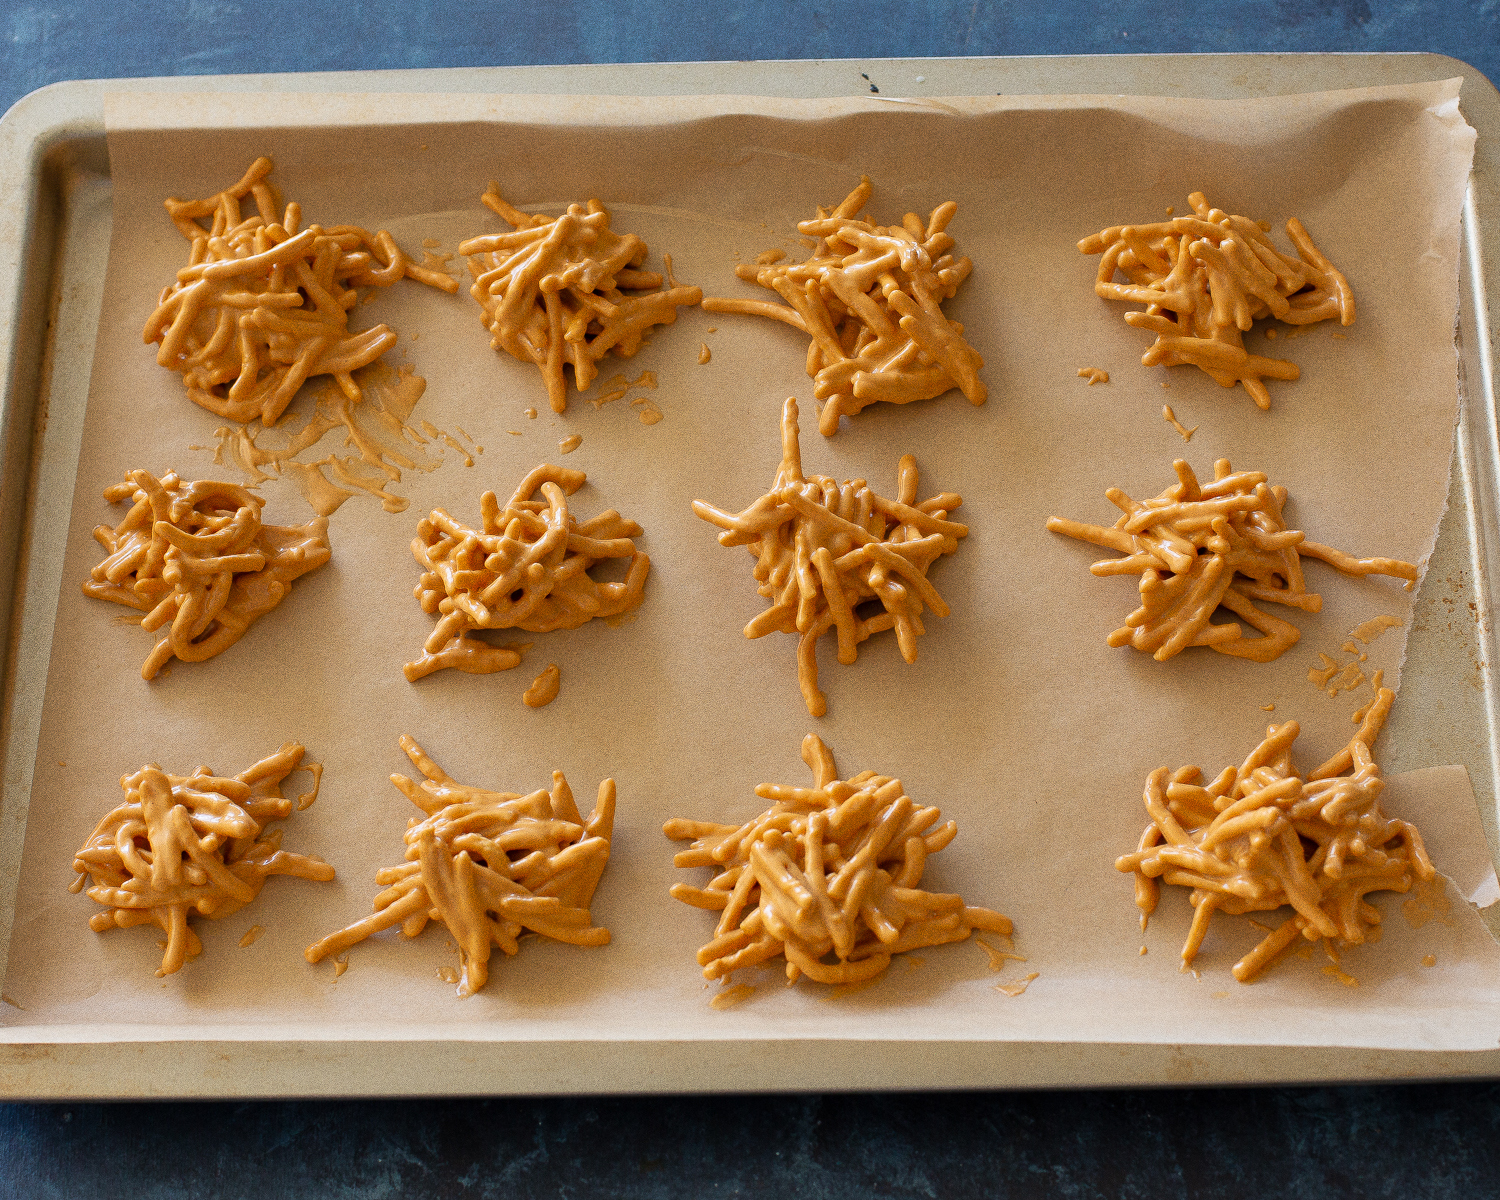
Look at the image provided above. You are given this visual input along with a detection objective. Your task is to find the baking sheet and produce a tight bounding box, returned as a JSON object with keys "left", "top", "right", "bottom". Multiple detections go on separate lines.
{"left": 3, "top": 79, "right": 1496, "bottom": 1054}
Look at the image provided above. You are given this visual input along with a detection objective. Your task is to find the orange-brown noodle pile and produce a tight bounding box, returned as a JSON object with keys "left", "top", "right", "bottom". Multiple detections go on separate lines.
{"left": 306, "top": 737, "right": 613, "bottom": 996}
{"left": 1116, "top": 689, "right": 1435, "bottom": 982}
{"left": 666, "top": 734, "right": 1010, "bottom": 989}
{"left": 1047, "top": 458, "right": 1416, "bottom": 663}
{"left": 1079, "top": 191, "right": 1353, "bottom": 408}
{"left": 703, "top": 176, "right": 984, "bottom": 435}
{"left": 405, "top": 464, "right": 649, "bottom": 680}
{"left": 145, "top": 156, "right": 458, "bottom": 426}
{"left": 459, "top": 184, "right": 702, "bottom": 413}
{"left": 71, "top": 743, "right": 332, "bottom": 976}
{"left": 693, "top": 398, "right": 965, "bottom": 716}
{"left": 84, "top": 469, "right": 331, "bottom": 680}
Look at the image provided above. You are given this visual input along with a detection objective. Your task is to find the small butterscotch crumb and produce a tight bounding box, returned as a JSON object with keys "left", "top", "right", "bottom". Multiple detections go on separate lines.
{"left": 559, "top": 434, "right": 583, "bottom": 454}
{"left": 698, "top": 342, "right": 711, "bottom": 364}
{"left": 1322, "top": 964, "right": 1359, "bottom": 987}
{"left": 507, "top": 431, "right": 522, "bottom": 436}
{"left": 1261, "top": 704, "right": 1275, "bottom": 711}
{"left": 1422, "top": 954, "right": 1437, "bottom": 968}
{"left": 637, "top": 401, "right": 664, "bottom": 425}
{"left": 706, "top": 326, "right": 717, "bottom": 333}
{"left": 523, "top": 663, "right": 560, "bottom": 707}
{"left": 754, "top": 248, "right": 787, "bottom": 265}
{"left": 1332, "top": 332, "right": 1346, "bottom": 339}
{"left": 1077, "top": 367, "right": 1109, "bottom": 385}
{"left": 334, "top": 956, "right": 349, "bottom": 977}
{"left": 238, "top": 925, "right": 265, "bottom": 948}
{"left": 1265, "top": 327, "right": 1278, "bottom": 339}
{"left": 1165, "top": 206, "right": 1175, "bottom": 216}
{"left": 1162, "top": 405, "right": 1197, "bottom": 441}
{"left": 710, "top": 983, "right": 756, "bottom": 1009}
{"left": 995, "top": 972, "right": 1039, "bottom": 997}
{"left": 1139, "top": 945, "right": 1148, "bottom": 955}
{"left": 437, "top": 965, "right": 460, "bottom": 985}
{"left": 524, "top": 407, "right": 537, "bottom": 419}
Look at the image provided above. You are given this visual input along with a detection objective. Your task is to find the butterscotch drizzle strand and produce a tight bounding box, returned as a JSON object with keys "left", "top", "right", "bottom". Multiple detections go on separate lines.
{"left": 1046, "top": 458, "right": 1417, "bottom": 664}
{"left": 703, "top": 176, "right": 985, "bottom": 435}
{"left": 84, "top": 469, "right": 331, "bottom": 679}
{"left": 692, "top": 397, "right": 966, "bottom": 716}
{"left": 405, "top": 464, "right": 649, "bottom": 681}
{"left": 145, "top": 157, "right": 458, "bottom": 427}
{"left": 70, "top": 743, "right": 333, "bottom": 976}
{"left": 665, "top": 733, "right": 1011, "bottom": 987}
{"left": 305, "top": 736, "right": 613, "bottom": 996}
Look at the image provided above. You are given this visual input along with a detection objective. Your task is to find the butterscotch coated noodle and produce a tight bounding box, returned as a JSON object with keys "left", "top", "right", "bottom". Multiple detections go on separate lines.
{"left": 1046, "top": 458, "right": 1417, "bottom": 663}
{"left": 144, "top": 157, "right": 458, "bottom": 427}
{"left": 405, "top": 464, "right": 649, "bottom": 681}
{"left": 459, "top": 185, "right": 702, "bottom": 413}
{"left": 70, "top": 743, "right": 332, "bottom": 976}
{"left": 1116, "top": 689, "right": 1434, "bottom": 982}
{"left": 84, "top": 469, "right": 331, "bottom": 680}
{"left": 1079, "top": 192, "right": 1353, "bottom": 409}
{"left": 692, "top": 398, "right": 966, "bottom": 716}
{"left": 305, "top": 737, "right": 613, "bottom": 996}
{"left": 665, "top": 734, "right": 1011, "bottom": 988}
{"left": 703, "top": 177, "right": 985, "bottom": 435}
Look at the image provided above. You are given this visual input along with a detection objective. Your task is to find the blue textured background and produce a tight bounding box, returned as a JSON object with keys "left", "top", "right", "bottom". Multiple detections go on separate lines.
{"left": 2, "top": 2, "right": 1498, "bottom": 1196}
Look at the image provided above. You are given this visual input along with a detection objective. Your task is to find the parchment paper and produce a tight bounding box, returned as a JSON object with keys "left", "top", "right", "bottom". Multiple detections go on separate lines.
{"left": 5, "top": 81, "right": 1494, "bottom": 1051}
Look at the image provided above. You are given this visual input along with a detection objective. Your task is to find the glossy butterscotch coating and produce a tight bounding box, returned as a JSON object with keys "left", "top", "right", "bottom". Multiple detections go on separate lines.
{"left": 1079, "top": 191, "right": 1353, "bottom": 409}
{"left": 1116, "top": 689, "right": 1434, "bottom": 983}
{"left": 459, "top": 185, "right": 702, "bottom": 413}
{"left": 145, "top": 156, "right": 457, "bottom": 427}
{"left": 405, "top": 464, "right": 649, "bottom": 681}
{"left": 703, "top": 176, "right": 984, "bottom": 435}
{"left": 692, "top": 398, "right": 965, "bottom": 716}
{"left": 71, "top": 743, "right": 332, "bottom": 976}
{"left": 84, "top": 469, "right": 331, "bottom": 680}
{"left": 666, "top": 734, "right": 1011, "bottom": 988}
{"left": 305, "top": 737, "right": 613, "bottom": 996}
{"left": 1047, "top": 458, "right": 1416, "bottom": 664}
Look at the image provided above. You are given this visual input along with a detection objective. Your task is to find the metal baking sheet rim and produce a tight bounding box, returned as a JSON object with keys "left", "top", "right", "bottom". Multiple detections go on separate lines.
{"left": 0, "top": 56, "right": 1497, "bottom": 1097}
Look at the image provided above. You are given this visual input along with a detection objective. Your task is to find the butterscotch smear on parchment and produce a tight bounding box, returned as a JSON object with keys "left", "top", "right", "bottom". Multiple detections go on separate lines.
{"left": 1117, "top": 688, "right": 1436, "bottom": 983}
{"left": 84, "top": 469, "right": 330, "bottom": 679}
{"left": 71, "top": 742, "right": 332, "bottom": 977}
{"left": 202, "top": 360, "right": 479, "bottom": 517}
{"left": 703, "top": 176, "right": 984, "bottom": 435}
{"left": 665, "top": 733, "right": 1011, "bottom": 989}
{"left": 146, "top": 157, "right": 457, "bottom": 428}
{"left": 1079, "top": 191, "right": 1353, "bottom": 409}
{"left": 459, "top": 185, "right": 701, "bottom": 413}
{"left": 405, "top": 464, "right": 648, "bottom": 681}
{"left": 692, "top": 397, "right": 966, "bottom": 716}
{"left": 305, "top": 737, "right": 613, "bottom": 997}
{"left": 1047, "top": 458, "right": 1417, "bottom": 664}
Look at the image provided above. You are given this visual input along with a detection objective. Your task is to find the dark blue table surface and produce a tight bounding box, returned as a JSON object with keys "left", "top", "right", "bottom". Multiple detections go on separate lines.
{"left": 3, "top": 3, "right": 1499, "bottom": 1197}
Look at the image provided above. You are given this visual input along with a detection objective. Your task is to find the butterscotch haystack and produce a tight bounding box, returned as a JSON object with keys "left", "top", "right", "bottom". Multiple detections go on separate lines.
{"left": 692, "top": 398, "right": 966, "bottom": 716}
{"left": 1117, "top": 689, "right": 1435, "bottom": 982}
{"left": 1079, "top": 191, "right": 1353, "bottom": 409}
{"left": 405, "top": 464, "right": 649, "bottom": 681}
{"left": 459, "top": 185, "right": 702, "bottom": 413}
{"left": 666, "top": 733, "right": 1011, "bottom": 988}
{"left": 84, "top": 469, "right": 331, "bottom": 680}
{"left": 1046, "top": 458, "right": 1416, "bottom": 663}
{"left": 306, "top": 737, "right": 613, "bottom": 996}
{"left": 71, "top": 743, "right": 332, "bottom": 976}
{"left": 703, "top": 176, "right": 985, "bottom": 434}
{"left": 145, "top": 157, "right": 457, "bottom": 427}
